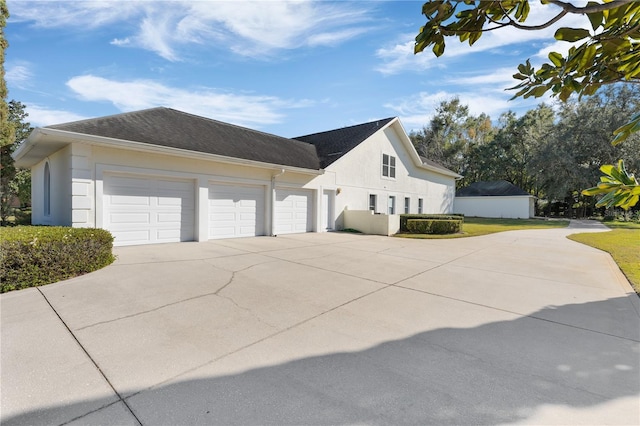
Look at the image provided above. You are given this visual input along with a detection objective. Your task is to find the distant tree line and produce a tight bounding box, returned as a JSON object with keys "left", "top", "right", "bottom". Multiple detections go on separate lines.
{"left": 409, "top": 85, "right": 640, "bottom": 217}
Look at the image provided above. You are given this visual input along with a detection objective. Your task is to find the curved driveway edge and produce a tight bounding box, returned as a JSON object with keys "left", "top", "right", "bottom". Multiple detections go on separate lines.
{"left": 2, "top": 220, "right": 638, "bottom": 425}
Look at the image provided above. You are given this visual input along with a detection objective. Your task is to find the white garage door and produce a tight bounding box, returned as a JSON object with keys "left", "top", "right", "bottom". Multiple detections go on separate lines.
{"left": 209, "top": 183, "right": 265, "bottom": 239}
{"left": 275, "top": 189, "right": 313, "bottom": 234}
{"left": 103, "top": 174, "right": 195, "bottom": 246}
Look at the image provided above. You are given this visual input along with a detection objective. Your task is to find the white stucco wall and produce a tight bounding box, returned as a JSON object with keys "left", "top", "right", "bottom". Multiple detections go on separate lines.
{"left": 31, "top": 146, "right": 72, "bottom": 226}
{"left": 310, "top": 123, "right": 456, "bottom": 229}
{"left": 454, "top": 196, "right": 535, "bottom": 219}
{"left": 343, "top": 210, "right": 400, "bottom": 236}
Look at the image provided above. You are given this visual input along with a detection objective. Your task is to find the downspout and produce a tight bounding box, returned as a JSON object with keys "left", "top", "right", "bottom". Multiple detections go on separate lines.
{"left": 270, "top": 169, "right": 285, "bottom": 236}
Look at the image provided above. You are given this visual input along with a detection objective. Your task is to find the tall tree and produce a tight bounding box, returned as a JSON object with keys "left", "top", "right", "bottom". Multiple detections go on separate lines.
{"left": 536, "top": 85, "right": 640, "bottom": 210}
{"left": 0, "top": 0, "right": 14, "bottom": 224}
{"left": 1, "top": 0, "right": 12, "bottom": 148}
{"left": 414, "top": 0, "right": 640, "bottom": 208}
{"left": 1, "top": 101, "right": 31, "bottom": 224}
{"left": 463, "top": 104, "right": 554, "bottom": 193}
{"left": 409, "top": 97, "right": 493, "bottom": 175}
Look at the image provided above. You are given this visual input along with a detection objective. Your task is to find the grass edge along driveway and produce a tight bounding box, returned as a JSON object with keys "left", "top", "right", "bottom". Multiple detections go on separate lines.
{"left": 396, "top": 217, "right": 570, "bottom": 239}
{"left": 568, "top": 221, "right": 640, "bottom": 295}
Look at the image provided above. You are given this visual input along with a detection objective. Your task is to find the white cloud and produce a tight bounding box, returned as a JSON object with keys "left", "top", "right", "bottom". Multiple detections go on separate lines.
{"left": 7, "top": 0, "right": 141, "bottom": 28}
{"left": 5, "top": 63, "right": 33, "bottom": 87}
{"left": 449, "top": 67, "right": 518, "bottom": 87}
{"left": 65, "top": 75, "right": 312, "bottom": 127}
{"left": 385, "top": 89, "right": 536, "bottom": 132}
{"left": 10, "top": 0, "right": 375, "bottom": 61}
{"left": 25, "top": 105, "right": 89, "bottom": 127}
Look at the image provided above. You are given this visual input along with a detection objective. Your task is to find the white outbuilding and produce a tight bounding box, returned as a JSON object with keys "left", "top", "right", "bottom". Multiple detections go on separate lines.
{"left": 454, "top": 180, "right": 535, "bottom": 219}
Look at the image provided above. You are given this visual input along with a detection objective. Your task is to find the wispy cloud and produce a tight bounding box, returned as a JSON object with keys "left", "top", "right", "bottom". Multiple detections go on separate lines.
{"left": 10, "top": 0, "right": 376, "bottom": 61}
{"left": 5, "top": 62, "right": 33, "bottom": 87}
{"left": 65, "top": 75, "right": 313, "bottom": 127}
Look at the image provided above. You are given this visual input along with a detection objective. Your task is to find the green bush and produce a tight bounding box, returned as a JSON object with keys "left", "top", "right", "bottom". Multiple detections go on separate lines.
{"left": 405, "top": 219, "right": 462, "bottom": 235}
{"left": 0, "top": 226, "right": 115, "bottom": 293}
{"left": 400, "top": 214, "right": 464, "bottom": 232}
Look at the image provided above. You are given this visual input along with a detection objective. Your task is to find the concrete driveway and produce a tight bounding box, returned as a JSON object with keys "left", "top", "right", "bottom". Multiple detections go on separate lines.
{"left": 2, "top": 221, "right": 639, "bottom": 425}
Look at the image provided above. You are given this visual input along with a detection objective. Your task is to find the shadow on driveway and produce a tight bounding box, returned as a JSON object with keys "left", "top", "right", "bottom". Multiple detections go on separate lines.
{"left": 5, "top": 296, "right": 639, "bottom": 425}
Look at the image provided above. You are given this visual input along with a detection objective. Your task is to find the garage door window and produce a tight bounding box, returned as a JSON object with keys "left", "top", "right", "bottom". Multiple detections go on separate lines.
{"left": 44, "top": 162, "right": 51, "bottom": 216}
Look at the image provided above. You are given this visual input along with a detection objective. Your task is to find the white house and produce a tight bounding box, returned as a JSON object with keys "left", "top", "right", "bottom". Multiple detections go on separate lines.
{"left": 454, "top": 180, "right": 535, "bottom": 219}
{"left": 13, "top": 108, "right": 460, "bottom": 246}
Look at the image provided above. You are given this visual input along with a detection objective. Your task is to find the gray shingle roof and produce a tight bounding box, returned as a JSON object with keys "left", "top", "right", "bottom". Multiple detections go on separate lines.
{"left": 456, "top": 180, "right": 530, "bottom": 197}
{"left": 294, "top": 118, "right": 396, "bottom": 168}
{"left": 419, "top": 155, "right": 459, "bottom": 176}
{"left": 47, "top": 107, "right": 320, "bottom": 170}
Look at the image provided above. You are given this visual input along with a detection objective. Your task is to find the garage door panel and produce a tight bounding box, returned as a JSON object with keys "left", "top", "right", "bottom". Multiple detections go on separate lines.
{"left": 157, "top": 197, "right": 186, "bottom": 207}
{"left": 157, "top": 212, "right": 183, "bottom": 223}
{"left": 209, "top": 183, "right": 265, "bottom": 239}
{"left": 109, "top": 212, "right": 151, "bottom": 224}
{"left": 109, "top": 195, "right": 152, "bottom": 206}
{"left": 104, "top": 174, "right": 195, "bottom": 246}
{"left": 112, "top": 230, "right": 151, "bottom": 244}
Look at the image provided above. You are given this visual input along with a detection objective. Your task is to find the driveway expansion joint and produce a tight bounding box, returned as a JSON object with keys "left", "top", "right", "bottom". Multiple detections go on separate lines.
{"left": 35, "top": 287, "right": 143, "bottom": 426}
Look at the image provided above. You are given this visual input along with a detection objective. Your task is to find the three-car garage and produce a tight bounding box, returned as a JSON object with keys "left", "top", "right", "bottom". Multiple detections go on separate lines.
{"left": 102, "top": 173, "right": 315, "bottom": 245}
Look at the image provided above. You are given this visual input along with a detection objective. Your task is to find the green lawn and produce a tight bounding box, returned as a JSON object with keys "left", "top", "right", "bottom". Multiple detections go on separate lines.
{"left": 567, "top": 221, "right": 640, "bottom": 295}
{"left": 396, "top": 217, "right": 570, "bottom": 239}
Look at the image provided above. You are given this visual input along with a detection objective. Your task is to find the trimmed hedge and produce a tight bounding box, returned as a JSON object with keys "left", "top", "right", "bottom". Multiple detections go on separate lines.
{"left": 405, "top": 219, "right": 462, "bottom": 235}
{"left": 1, "top": 226, "right": 115, "bottom": 293}
{"left": 400, "top": 214, "right": 464, "bottom": 232}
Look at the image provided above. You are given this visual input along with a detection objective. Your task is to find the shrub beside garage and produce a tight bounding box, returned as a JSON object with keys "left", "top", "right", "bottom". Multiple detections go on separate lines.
{"left": 0, "top": 227, "right": 115, "bottom": 293}
{"left": 400, "top": 214, "right": 464, "bottom": 235}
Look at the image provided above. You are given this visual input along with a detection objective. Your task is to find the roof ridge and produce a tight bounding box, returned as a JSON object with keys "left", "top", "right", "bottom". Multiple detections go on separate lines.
{"left": 294, "top": 116, "right": 396, "bottom": 139}
{"left": 46, "top": 107, "right": 168, "bottom": 128}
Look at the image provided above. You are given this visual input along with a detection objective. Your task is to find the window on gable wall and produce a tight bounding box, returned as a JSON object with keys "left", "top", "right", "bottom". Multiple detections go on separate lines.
{"left": 382, "top": 154, "right": 396, "bottom": 178}
{"left": 369, "top": 194, "right": 377, "bottom": 212}
{"left": 418, "top": 198, "right": 423, "bottom": 214}
{"left": 404, "top": 197, "right": 410, "bottom": 214}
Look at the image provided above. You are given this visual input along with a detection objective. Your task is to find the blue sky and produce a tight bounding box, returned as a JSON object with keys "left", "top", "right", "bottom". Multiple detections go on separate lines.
{"left": 5, "top": 0, "right": 589, "bottom": 138}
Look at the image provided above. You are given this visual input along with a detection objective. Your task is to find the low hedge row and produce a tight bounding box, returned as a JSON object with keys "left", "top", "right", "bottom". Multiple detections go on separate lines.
{"left": 399, "top": 214, "right": 464, "bottom": 232}
{"left": 0, "top": 226, "right": 115, "bottom": 293}
{"left": 405, "top": 219, "right": 462, "bottom": 235}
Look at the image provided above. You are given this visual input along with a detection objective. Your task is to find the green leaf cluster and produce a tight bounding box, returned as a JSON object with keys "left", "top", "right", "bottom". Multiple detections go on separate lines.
{"left": 582, "top": 160, "right": 640, "bottom": 210}
{"left": 415, "top": 1, "right": 639, "bottom": 102}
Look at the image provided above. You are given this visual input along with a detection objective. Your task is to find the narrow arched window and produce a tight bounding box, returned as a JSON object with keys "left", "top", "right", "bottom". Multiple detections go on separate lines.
{"left": 44, "top": 162, "right": 51, "bottom": 216}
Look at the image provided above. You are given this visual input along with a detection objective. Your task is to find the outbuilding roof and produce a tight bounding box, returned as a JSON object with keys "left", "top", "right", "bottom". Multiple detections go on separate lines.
{"left": 456, "top": 180, "right": 531, "bottom": 197}
{"left": 47, "top": 107, "right": 321, "bottom": 170}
